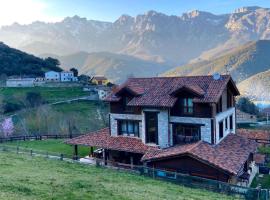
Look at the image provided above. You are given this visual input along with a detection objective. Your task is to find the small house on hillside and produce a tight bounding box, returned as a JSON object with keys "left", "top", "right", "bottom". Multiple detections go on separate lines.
{"left": 236, "top": 109, "right": 257, "bottom": 123}
{"left": 91, "top": 76, "right": 109, "bottom": 85}
{"left": 6, "top": 78, "right": 35, "bottom": 87}
{"left": 67, "top": 74, "right": 258, "bottom": 186}
{"left": 45, "top": 71, "right": 78, "bottom": 82}
{"left": 45, "top": 71, "right": 60, "bottom": 82}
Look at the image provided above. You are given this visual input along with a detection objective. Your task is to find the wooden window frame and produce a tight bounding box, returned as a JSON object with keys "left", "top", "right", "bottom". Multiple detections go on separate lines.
{"left": 183, "top": 98, "right": 194, "bottom": 115}
{"left": 118, "top": 120, "right": 139, "bottom": 137}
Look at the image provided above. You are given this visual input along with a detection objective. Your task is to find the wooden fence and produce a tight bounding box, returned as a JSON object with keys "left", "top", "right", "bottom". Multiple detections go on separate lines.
{"left": 0, "top": 134, "right": 82, "bottom": 143}
{"left": 0, "top": 145, "right": 269, "bottom": 200}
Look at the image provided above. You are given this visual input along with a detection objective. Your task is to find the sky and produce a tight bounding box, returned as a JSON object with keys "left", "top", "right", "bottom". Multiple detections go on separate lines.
{"left": 0, "top": 0, "right": 270, "bottom": 26}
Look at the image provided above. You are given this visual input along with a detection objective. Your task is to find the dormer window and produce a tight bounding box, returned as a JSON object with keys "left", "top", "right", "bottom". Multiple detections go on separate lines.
{"left": 123, "top": 96, "right": 132, "bottom": 112}
{"left": 183, "top": 98, "right": 193, "bottom": 114}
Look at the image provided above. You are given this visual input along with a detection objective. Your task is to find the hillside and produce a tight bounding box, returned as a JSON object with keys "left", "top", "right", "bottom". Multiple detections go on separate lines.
{"left": 238, "top": 69, "right": 270, "bottom": 100}
{"left": 0, "top": 152, "right": 237, "bottom": 200}
{"left": 0, "top": 42, "right": 61, "bottom": 76}
{"left": 50, "top": 52, "right": 172, "bottom": 83}
{"left": 2, "top": 6, "right": 270, "bottom": 65}
{"left": 165, "top": 40, "right": 270, "bottom": 82}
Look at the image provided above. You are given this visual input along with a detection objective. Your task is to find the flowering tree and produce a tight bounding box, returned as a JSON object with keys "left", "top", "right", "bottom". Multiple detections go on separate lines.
{"left": 1, "top": 117, "right": 14, "bottom": 137}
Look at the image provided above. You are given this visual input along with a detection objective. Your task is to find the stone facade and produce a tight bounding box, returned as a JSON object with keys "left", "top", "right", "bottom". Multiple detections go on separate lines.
{"left": 170, "top": 116, "right": 212, "bottom": 144}
{"left": 109, "top": 107, "right": 236, "bottom": 147}
{"left": 110, "top": 113, "right": 142, "bottom": 137}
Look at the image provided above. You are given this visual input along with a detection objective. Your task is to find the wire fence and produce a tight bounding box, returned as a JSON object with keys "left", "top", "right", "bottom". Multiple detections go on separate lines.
{"left": 0, "top": 144, "right": 268, "bottom": 200}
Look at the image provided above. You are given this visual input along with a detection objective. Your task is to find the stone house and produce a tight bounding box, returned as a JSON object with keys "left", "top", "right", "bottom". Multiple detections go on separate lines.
{"left": 67, "top": 75, "right": 258, "bottom": 186}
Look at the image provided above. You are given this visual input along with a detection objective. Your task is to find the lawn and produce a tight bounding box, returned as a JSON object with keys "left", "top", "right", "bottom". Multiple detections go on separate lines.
{"left": 0, "top": 87, "right": 89, "bottom": 103}
{"left": 0, "top": 152, "right": 240, "bottom": 200}
{"left": 4, "top": 139, "right": 90, "bottom": 158}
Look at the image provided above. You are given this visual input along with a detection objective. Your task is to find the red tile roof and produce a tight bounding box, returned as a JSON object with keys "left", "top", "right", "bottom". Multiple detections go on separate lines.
{"left": 254, "top": 153, "right": 266, "bottom": 165}
{"left": 142, "top": 134, "right": 258, "bottom": 175}
{"left": 237, "top": 129, "right": 270, "bottom": 141}
{"left": 66, "top": 128, "right": 157, "bottom": 154}
{"left": 105, "top": 75, "right": 239, "bottom": 107}
{"left": 67, "top": 128, "right": 256, "bottom": 176}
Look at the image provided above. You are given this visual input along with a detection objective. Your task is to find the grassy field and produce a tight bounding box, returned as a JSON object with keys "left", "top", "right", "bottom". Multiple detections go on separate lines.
{"left": 0, "top": 152, "right": 240, "bottom": 200}
{"left": 0, "top": 87, "right": 89, "bottom": 103}
{"left": 4, "top": 139, "right": 90, "bottom": 158}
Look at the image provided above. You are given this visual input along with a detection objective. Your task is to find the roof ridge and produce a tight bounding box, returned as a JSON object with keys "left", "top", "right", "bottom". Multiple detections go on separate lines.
{"left": 128, "top": 74, "right": 230, "bottom": 80}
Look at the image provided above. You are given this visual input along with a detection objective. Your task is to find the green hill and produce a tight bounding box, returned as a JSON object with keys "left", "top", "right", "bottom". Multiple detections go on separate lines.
{"left": 0, "top": 42, "right": 62, "bottom": 76}
{"left": 165, "top": 40, "right": 270, "bottom": 83}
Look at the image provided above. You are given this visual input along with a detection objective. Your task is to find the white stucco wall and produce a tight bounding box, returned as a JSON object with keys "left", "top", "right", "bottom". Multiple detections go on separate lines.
{"left": 215, "top": 107, "right": 236, "bottom": 144}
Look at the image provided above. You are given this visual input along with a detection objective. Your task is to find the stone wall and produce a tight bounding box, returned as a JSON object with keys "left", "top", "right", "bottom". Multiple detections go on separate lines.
{"left": 110, "top": 113, "right": 142, "bottom": 137}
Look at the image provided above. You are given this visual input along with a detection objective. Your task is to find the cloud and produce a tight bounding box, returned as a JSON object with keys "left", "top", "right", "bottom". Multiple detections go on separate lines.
{"left": 0, "top": 0, "right": 61, "bottom": 26}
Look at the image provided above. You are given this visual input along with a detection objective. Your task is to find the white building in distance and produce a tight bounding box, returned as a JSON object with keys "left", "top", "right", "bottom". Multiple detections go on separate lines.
{"left": 45, "top": 71, "right": 78, "bottom": 82}
{"left": 6, "top": 78, "right": 35, "bottom": 87}
{"left": 45, "top": 71, "right": 60, "bottom": 82}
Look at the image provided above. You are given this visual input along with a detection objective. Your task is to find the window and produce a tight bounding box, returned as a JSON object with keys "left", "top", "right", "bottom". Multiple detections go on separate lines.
{"left": 219, "top": 121, "right": 224, "bottom": 139}
{"left": 123, "top": 96, "right": 132, "bottom": 112}
{"left": 183, "top": 98, "right": 193, "bottom": 114}
{"left": 229, "top": 115, "right": 233, "bottom": 130}
{"left": 118, "top": 120, "right": 139, "bottom": 137}
{"left": 173, "top": 124, "right": 201, "bottom": 144}
{"left": 216, "top": 97, "right": 222, "bottom": 113}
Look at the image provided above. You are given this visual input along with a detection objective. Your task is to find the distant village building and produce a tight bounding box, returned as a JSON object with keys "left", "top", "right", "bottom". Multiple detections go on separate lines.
{"left": 45, "top": 70, "right": 78, "bottom": 82}
{"left": 96, "top": 88, "right": 110, "bottom": 100}
{"left": 236, "top": 109, "right": 257, "bottom": 123}
{"left": 60, "top": 71, "right": 78, "bottom": 82}
{"left": 45, "top": 71, "right": 60, "bottom": 82}
{"left": 91, "top": 76, "right": 109, "bottom": 85}
{"left": 6, "top": 78, "right": 35, "bottom": 87}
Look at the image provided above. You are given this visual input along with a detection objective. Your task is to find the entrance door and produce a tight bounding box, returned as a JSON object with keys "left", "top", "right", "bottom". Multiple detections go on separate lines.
{"left": 145, "top": 112, "right": 158, "bottom": 144}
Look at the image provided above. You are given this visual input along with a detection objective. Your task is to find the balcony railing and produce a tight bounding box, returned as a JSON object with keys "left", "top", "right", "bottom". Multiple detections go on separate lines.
{"left": 174, "top": 135, "right": 200, "bottom": 144}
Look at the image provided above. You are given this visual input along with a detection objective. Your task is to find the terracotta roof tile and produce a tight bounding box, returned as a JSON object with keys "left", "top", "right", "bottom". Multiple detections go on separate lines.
{"left": 237, "top": 129, "right": 270, "bottom": 140}
{"left": 105, "top": 75, "right": 239, "bottom": 107}
{"left": 142, "top": 134, "right": 257, "bottom": 175}
{"left": 66, "top": 128, "right": 157, "bottom": 154}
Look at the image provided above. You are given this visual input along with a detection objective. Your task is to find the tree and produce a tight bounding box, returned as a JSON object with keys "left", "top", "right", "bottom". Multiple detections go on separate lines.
{"left": 78, "top": 74, "right": 90, "bottom": 83}
{"left": 44, "top": 57, "right": 61, "bottom": 71}
{"left": 70, "top": 68, "right": 78, "bottom": 77}
{"left": 25, "top": 92, "right": 43, "bottom": 107}
{"left": 236, "top": 97, "right": 259, "bottom": 115}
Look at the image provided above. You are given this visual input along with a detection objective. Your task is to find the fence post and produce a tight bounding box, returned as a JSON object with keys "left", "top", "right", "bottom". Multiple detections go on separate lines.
{"left": 46, "top": 151, "right": 49, "bottom": 158}
{"left": 30, "top": 149, "right": 33, "bottom": 156}
{"left": 16, "top": 146, "right": 19, "bottom": 154}
{"left": 60, "top": 154, "right": 63, "bottom": 161}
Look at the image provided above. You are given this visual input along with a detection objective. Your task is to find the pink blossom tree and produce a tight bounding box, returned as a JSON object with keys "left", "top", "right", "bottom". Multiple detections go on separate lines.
{"left": 1, "top": 117, "right": 14, "bottom": 137}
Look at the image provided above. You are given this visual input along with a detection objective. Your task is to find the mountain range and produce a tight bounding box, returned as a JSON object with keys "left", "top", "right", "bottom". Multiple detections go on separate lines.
{"left": 0, "top": 6, "right": 270, "bottom": 99}
{"left": 2, "top": 6, "right": 270, "bottom": 65}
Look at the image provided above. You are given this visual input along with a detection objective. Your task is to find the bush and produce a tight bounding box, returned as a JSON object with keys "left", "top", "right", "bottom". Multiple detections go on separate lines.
{"left": 236, "top": 97, "right": 259, "bottom": 115}
{"left": 3, "top": 102, "right": 23, "bottom": 113}
{"left": 26, "top": 92, "right": 43, "bottom": 107}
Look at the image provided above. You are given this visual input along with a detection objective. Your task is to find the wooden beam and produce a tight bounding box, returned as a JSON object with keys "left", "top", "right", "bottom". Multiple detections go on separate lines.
{"left": 73, "top": 145, "right": 78, "bottom": 160}
{"left": 90, "top": 147, "right": 94, "bottom": 157}
{"left": 130, "top": 156, "right": 134, "bottom": 169}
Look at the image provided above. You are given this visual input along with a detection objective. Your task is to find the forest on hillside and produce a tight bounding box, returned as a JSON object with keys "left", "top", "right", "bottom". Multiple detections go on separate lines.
{"left": 0, "top": 42, "right": 62, "bottom": 77}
